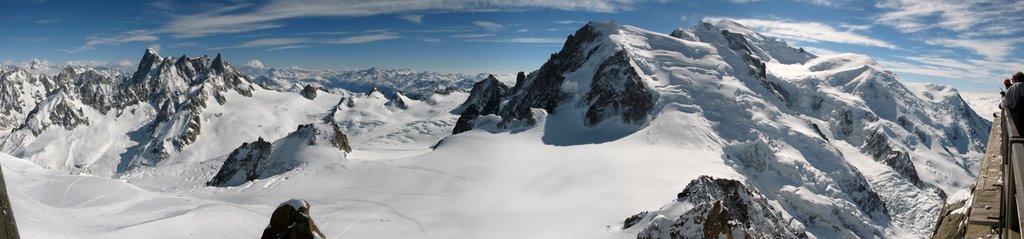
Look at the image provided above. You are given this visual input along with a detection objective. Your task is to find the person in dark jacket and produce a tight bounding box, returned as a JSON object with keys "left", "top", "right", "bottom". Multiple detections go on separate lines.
{"left": 1001, "top": 72, "right": 1024, "bottom": 133}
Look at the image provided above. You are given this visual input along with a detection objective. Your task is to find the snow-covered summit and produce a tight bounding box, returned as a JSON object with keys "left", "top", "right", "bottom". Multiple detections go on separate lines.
{"left": 452, "top": 20, "right": 989, "bottom": 238}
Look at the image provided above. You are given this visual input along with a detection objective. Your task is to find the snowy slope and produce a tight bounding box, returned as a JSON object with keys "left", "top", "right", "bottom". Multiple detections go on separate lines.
{"left": 0, "top": 20, "right": 990, "bottom": 239}
{"left": 452, "top": 20, "right": 988, "bottom": 238}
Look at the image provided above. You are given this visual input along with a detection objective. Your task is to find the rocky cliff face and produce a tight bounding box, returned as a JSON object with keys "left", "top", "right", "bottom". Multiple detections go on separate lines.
{"left": 300, "top": 84, "right": 318, "bottom": 100}
{"left": 627, "top": 176, "right": 807, "bottom": 239}
{"left": 453, "top": 75, "right": 508, "bottom": 134}
{"left": 0, "top": 48, "right": 262, "bottom": 172}
{"left": 18, "top": 90, "right": 89, "bottom": 136}
{"left": 208, "top": 123, "right": 351, "bottom": 187}
{"left": 455, "top": 23, "right": 657, "bottom": 131}
{"left": 207, "top": 137, "right": 273, "bottom": 186}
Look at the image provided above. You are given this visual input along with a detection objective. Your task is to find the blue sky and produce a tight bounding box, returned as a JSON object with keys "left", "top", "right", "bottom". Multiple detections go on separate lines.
{"left": 1, "top": 0, "right": 1022, "bottom": 91}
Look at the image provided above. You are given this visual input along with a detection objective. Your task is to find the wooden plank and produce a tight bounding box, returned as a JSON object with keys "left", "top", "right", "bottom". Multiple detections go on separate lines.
{"left": 966, "top": 115, "right": 1004, "bottom": 239}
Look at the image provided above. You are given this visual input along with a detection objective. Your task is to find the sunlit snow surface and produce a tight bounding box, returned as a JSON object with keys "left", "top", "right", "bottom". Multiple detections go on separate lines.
{"left": 0, "top": 21, "right": 991, "bottom": 239}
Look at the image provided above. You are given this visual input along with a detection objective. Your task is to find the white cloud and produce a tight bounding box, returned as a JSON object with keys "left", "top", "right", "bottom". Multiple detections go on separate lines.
{"left": 451, "top": 33, "right": 495, "bottom": 39}
{"left": 472, "top": 21, "right": 505, "bottom": 32}
{"left": 481, "top": 37, "right": 565, "bottom": 44}
{"left": 924, "top": 38, "right": 1023, "bottom": 61}
{"left": 875, "top": 0, "right": 1024, "bottom": 36}
{"left": 148, "top": 43, "right": 162, "bottom": 54}
{"left": 706, "top": 18, "right": 899, "bottom": 49}
{"left": 117, "top": 60, "right": 135, "bottom": 69}
{"left": 556, "top": 20, "right": 586, "bottom": 25}
{"left": 245, "top": 59, "right": 266, "bottom": 69}
{"left": 240, "top": 38, "right": 312, "bottom": 48}
{"left": 795, "top": 0, "right": 848, "bottom": 7}
{"left": 399, "top": 14, "right": 423, "bottom": 24}
{"left": 879, "top": 55, "right": 1024, "bottom": 84}
{"left": 215, "top": 32, "right": 400, "bottom": 50}
{"left": 65, "top": 30, "right": 159, "bottom": 53}
{"left": 329, "top": 33, "right": 400, "bottom": 44}
{"left": 158, "top": 0, "right": 652, "bottom": 38}
{"left": 74, "top": 0, "right": 656, "bottom": 50}
{"left": 799, "top": 46, "right": 841, "bottom": 56}
{"left": 268, "top": 45, "right": 307, "bottom": 51}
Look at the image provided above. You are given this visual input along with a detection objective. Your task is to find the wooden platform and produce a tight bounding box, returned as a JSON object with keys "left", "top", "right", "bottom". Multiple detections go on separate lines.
{"left": 966, "top": 115, "right": 1005, "bottom": 238}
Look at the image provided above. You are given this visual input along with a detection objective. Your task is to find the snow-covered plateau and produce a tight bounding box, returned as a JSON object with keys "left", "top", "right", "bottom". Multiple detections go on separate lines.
{"left": 0, "top": 20, "right": 990, "bottom": 238}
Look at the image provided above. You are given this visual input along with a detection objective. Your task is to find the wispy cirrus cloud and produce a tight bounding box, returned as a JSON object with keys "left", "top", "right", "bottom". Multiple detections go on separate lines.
{"left": 795, "top": 0, "right": 849, "bottom": 7}
{"left": 64, "top": 30, "right": 159, "bottom": 53}
{"left": 880, "top": 55, "right": 1024, "bottom": 84}
{"left": 328, "top": 32, "right": 400, "bottom": 44}
{"left": 474, "top": 37, "right": 564, "bottom": 44}
{"left": 214, "top": 32, "right": 400, "bottom": 50}
{"left": 158, "top": 0, "right": 652, "bottom": 38}
{"left": 72, "top": 0, "right": 655, "bottom": 52}
{"left": 472, "top": 21, "right": 505, "bottom": 32}
{"left": 875, "top": 0, "right": 1024, "bottom": 36}
{"left": 399, "top": 14, "right": 423, "bottom": 24}
{"left": 705, "top": 17, "right": 899, "bottom": 49}
{"left": 924, "top": 38, "right": 1024, "bottom": 61}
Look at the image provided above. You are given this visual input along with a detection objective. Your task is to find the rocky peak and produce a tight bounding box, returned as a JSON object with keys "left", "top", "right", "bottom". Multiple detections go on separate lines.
{"left": 453, "top": 22, "right": 656, "bottom": 133}
{"left": 511, "top": 71, "right": 526, "bottom": 92}
{"left": 207, "top": 123, "right": 351, "bottom": 186}
{"left": 207, "top": 137, "right": 273, "bottom": 186}
{"left": 132, "top": 48, "right": 163, "bottom": 81}
{"left": 365, "top": 86, "right": 385, "bottom": 98}
{"left": 18, "top": 90, "right": 89, "bottom": 136}
{"left": 386, "top": 91, "right": 409, "bottom": 110}
{"left": 453, "top": 75, "right": 509, "bottom": 134}
{"left": 300, "top": 84, "right": 318, "bottom": 100}
{"left": 210, "top": 53, "right": 228, "bottom": 74}
{"left": 629, "top": 176, "right": 807, "bottom": 239}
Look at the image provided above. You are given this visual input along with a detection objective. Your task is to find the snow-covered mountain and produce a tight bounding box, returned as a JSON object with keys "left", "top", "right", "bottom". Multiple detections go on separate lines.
{"left": 0, "top": 20, "right": 990, "bottom": 239}
{"left": 239, "top": 63, "right": 491, "bottom": 98}
{"left": 450, "top": 20, "right": 988, "bottom": 238}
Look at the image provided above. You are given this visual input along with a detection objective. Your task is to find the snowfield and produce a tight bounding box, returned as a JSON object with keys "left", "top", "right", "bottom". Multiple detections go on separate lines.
{"left": 0, "top": 20, "right": 991, "bottom": 239}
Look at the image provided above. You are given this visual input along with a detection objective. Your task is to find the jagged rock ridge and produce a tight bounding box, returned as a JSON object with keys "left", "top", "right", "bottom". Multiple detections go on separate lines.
{"left": 208, "top": 123, "right": 351, "bottom": 187}
{"left": 627, "top": 176, "right": 807, "bottom": 239}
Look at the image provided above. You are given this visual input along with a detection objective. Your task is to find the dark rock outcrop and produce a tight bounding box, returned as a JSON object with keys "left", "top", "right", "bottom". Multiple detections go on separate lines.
{"left": 863, "top": 129, "right": 921, "bottom": 185}
{"left": 630, "top": 176, "right": 807, "bottom": 239}
{"left": 18, "top": 91, "right": 89, "bottom": 136}
{"left": 261, "top": 199, "right": 326, "bottom": 239}
{"left": 207, "top": 137, "right": 273, "bottom": 186}
{"left": 208, "top": 123, "right": 351, "bottom": 186}
{"left": 386, "top": 92, "right": 409, "bottom": 110}
{"left": 498, "top": 23, "right": 602, "bottom": 123}
{"left": 453, "top": 75, "right": 508, "bottom": 134}
{"left": 451, "top": 23, "right": 656, "bottom": 134}
{"left": 583, "top": 50, "right": 653, "bottom": 126}
{"left": 300, "top": 84, "right": 317, "bottom": 100}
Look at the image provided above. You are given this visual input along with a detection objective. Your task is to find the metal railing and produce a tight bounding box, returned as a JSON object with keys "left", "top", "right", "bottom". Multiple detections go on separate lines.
{"left": 1003, "top": 108, "right": 1024, "bottom": 238}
